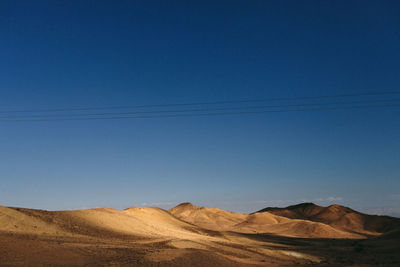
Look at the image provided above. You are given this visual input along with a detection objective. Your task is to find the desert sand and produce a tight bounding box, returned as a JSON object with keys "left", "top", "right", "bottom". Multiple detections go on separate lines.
{"left": 0, "top": 202, "right": 399, "bottom": 266}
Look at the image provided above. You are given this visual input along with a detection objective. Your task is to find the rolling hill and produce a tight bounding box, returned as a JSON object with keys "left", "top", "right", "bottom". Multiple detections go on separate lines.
{"left": 1, "top": 202, "right": 399, "bottom": 265}
{"left": 257, "top": 202, "right": 400, "bottom": 236}
{"left": 169, "top": 202, "right": 364, "bottom": 238}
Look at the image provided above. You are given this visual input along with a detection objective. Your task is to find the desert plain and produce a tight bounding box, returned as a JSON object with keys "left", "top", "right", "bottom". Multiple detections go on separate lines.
{"left": 0, "top": 202, "right": 399, "bottom": 266}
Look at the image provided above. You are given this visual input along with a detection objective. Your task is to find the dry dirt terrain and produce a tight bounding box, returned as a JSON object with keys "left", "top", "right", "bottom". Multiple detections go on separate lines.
{"left": 0, "top": 203, "right": 399, "bottom": 266}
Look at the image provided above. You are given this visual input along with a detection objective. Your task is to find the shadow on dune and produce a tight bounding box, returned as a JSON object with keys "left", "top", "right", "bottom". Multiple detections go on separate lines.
{"left": 235, "top": 231, "right": 400, "bottom": 266}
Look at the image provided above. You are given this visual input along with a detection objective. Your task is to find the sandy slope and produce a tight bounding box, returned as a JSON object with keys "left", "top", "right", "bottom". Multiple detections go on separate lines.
{"left": 257, "top": 203, "right": 400, "bottom": 236}
{"left": 169, "top": 203, "right": 363, "bottom": 238}
{"left": 0, "top": 204, "right": 326, "bottom": 266}
{"left": 1, "top": 203, "right": 399, "bottom": 266}
{"left": 0, "top": 205, "right": 216, "bottom": 240}
{"left": 169, "top": 203, "right": 248, "bottom": 231}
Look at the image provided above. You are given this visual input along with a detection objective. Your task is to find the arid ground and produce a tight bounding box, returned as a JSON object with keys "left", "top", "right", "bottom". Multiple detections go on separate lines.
{"left": 1, "top": 202, "right": 399, "bottom": 266}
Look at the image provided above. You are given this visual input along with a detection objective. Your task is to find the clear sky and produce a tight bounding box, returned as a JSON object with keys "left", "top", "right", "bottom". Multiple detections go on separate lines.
{"left": 1, "top": 1, "right": 399, "bottom": 215}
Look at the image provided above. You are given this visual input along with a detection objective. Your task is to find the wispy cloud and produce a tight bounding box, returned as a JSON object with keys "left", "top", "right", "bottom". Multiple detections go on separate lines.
{"left": 390, "top": 194, "right": 400, "bottom": 200}
{"left": 359, "top": 207, "right": 400, "bottom": 218}
{"left": 138, "top": 202, "right": 175, "bottom": 207}
{"left": 314, "top": 197, "right": 343, "bottom": 202}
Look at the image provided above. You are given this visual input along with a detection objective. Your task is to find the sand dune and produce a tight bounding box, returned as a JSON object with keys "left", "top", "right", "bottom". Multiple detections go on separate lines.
{"left": 257, "top": 203, "right": 400, "bottom": 235}
{"left": 169, "top": 202, "right": 363, "bottom": 238}
{"left": 1, "top": 203, "right": 399, "bottom": 266}
{"left": 0, "top": 204, "right": 324, "bottom": 266}
{"left": 169, "top": 202, "right": 248, "bottom": 231}
{"left": 0, "top": 206, "right": 63, "bottom": 235}
{"left": 0, "top": 205, "right": 216, "bottom": 241}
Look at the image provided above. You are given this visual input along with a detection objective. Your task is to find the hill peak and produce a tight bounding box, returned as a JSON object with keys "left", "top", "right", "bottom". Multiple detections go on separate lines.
{"left": 169, "top": 202, "right": 202, "bottom": 213}
{"left": 256, "top": 202, "right": 320, "bottom": 213}
{"left": 286, "top": 202, "right": 319, "bottom": 209}
{"left": 327, "top": 204, "right": 346, "bottom": 209}
{"left": 176, "top": 202, "right": 195, "bottom": 208}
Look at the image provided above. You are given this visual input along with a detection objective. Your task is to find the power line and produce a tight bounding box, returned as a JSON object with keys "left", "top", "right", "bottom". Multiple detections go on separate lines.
{"left": 2, "top": 103, "right": 399, "bottom": 122}
{"left": 0, "top": 98, "right": 398, "bottom": 119}
{"left": 1, "top": 91, "right": 399, "bottom": 114}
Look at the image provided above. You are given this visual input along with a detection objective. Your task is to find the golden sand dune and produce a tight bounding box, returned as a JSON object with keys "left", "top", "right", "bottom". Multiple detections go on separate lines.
{"left": 0, "top": 203, "right": 399, "bottom": 266}
{"left": 0, "top": 205, "right": 216, "bottom": 241}
{"left": 0, "top": 206, "right": 63, "bottom": 235}
{"left": 0, "top": 204, "right": 323, "bottom": 266}
{"left": 257, "top": 203, "right": 400, "bottom": 236}
{"left": 169, "top": 202, "right": 363, "bottom": 238}
{"left": 243, "top": 219, "right": 363, "bottom": 238}
{"left": 169, "top": 202, "right": 248, "bottom": 231}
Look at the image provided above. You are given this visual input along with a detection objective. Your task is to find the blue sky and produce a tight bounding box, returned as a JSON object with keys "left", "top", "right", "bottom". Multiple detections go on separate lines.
{"left": 0, "top": 1, "right": 399, "bottom": 215}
